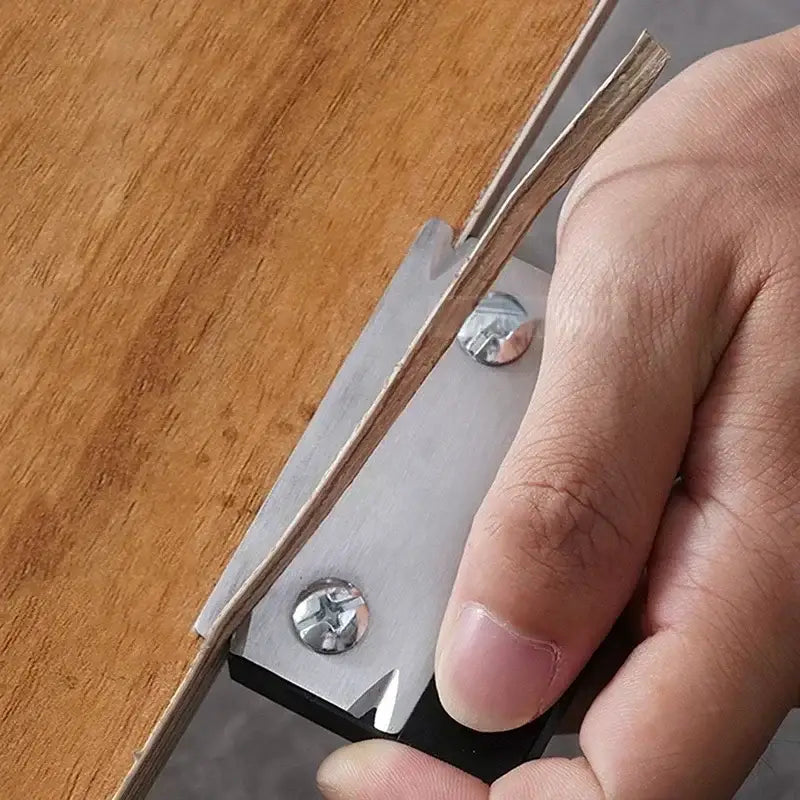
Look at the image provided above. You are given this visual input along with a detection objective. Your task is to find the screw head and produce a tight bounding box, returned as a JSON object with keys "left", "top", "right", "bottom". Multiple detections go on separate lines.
{"left": 457, "top": 291, "right": 534, "bottom": 366}
{"left": 292, "top": 578, "right": 369, "bottom": 655}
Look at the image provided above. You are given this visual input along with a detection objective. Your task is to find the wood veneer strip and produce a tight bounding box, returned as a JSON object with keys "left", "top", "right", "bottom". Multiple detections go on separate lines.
{"left": 459, "top": 0, "right": 620, "bottom": 242}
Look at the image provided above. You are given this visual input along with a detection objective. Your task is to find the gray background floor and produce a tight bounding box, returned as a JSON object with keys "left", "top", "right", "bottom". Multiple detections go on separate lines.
{"left": 149, "top": 2, "right": 800, "bottom": 798}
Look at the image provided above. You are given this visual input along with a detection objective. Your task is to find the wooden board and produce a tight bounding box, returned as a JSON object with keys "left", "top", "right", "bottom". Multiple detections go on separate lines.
{"left": 0, "top": 2, "right": 594, "bottom": 798}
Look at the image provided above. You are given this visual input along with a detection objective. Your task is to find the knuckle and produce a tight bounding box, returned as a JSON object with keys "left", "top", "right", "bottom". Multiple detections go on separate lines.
{"left": 557, "top": 31, "right": 800, "bottom": 260}
{"left": 680, "top": 41, "right": 742, "bottom": 84}
{"left": 480, "top": 467, "right": 633, "bottom": 592}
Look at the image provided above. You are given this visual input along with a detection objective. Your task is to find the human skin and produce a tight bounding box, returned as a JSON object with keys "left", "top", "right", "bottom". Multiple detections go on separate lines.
{"left": 316, "top": 26, "right": 800, "bottom": 800}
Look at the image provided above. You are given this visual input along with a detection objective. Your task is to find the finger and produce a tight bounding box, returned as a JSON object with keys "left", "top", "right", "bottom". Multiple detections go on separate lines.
{"left": 317, "top": 740, "right": 487, "bottom": 800}
{"left": 498, "top": 587, "right": 794, "bottom": 800}
{"left": 317, "top": 741, "right": 602, "bottom": 800}
{"left": 435, "top": 55, "right": 751, "bottom": 732}
{"left": 557, "top": 618, "right": 636, "bottom": 733}
{"left": 323, "top": 478, "right": 798, "bottom": 800}
{"left": 513, "top": 272, "right": 800, "bottom": 798}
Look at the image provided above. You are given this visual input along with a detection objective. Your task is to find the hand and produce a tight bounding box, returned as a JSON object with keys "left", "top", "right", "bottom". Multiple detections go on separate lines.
{"left": 317, "top": 27, "right": 800, "bottom": 800}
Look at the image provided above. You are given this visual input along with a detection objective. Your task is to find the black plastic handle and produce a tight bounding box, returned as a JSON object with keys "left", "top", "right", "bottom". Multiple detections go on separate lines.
{"left": 228, "top": 654, "right": 568, "bottom": 783}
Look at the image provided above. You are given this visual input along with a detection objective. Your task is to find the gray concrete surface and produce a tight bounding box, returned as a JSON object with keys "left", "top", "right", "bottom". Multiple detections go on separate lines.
{"left": 149, "top": 2, "right": 800, "bottom": 798}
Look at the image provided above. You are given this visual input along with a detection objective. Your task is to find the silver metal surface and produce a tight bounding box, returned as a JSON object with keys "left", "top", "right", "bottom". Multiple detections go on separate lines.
{"left": 292, "top": 579, "right": 369, "bottom": 655}
{"left": 457, "top": 291, "right": 534, "bottom": 366}
{"left": 197, "top": 219, "right": 549, "bottom": 733}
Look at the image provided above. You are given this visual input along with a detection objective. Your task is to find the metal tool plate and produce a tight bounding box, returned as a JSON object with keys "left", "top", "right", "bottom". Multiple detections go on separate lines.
{"left": 196, "top": 219, "right": 550, "bottom": 734}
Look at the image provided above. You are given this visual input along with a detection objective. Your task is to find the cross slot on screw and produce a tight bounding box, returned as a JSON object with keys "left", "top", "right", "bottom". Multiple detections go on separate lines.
{"left": 292, "top": 578, "right": 369, "bottom": 655}
{"left": 457, "top": 291, "right": 535, "bottom": 366}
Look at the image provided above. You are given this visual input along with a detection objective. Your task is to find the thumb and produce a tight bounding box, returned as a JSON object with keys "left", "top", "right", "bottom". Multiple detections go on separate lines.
{"left": 434, "top": 82, "right": 739, "bottom": 729}
{"left": 435, "top": 264, "right": 694, "bottom": 731}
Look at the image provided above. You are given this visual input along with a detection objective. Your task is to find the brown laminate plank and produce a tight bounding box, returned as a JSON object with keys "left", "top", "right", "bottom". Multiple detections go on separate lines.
{"left": 0, "top": 2, "right": 595, "bottom": 797}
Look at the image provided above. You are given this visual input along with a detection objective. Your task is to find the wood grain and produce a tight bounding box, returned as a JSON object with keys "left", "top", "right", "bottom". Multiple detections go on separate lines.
{"left": 115, "top": 31, "right": 667, "bottom": 800}
{"left": 0, "top": 2, "right": 595, "bottom": 798}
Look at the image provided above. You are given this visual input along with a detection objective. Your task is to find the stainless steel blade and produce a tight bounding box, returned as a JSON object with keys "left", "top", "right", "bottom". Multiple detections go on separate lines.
{"left": 196, "top": 220, "right": 549, "bottom": 732}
